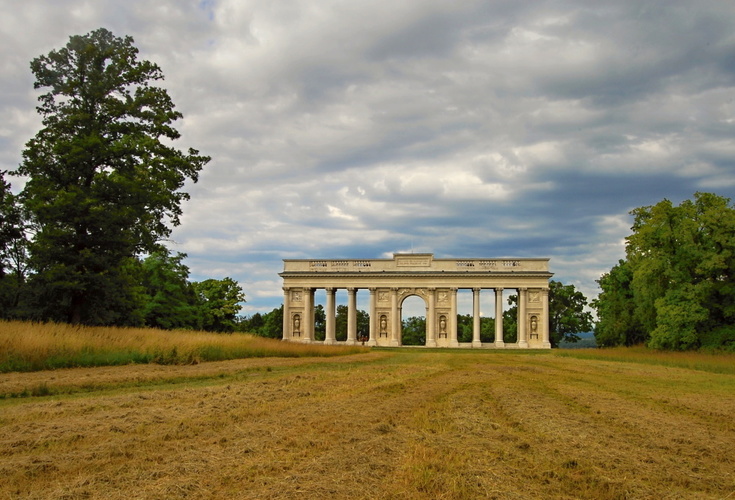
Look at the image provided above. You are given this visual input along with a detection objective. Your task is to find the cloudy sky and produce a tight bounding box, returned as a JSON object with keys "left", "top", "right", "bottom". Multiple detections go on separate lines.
{"left": 2, "top": 1, "right": 735, "bottom": 316}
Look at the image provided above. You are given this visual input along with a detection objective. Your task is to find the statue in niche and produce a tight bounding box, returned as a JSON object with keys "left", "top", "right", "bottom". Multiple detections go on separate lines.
{"left": 530, "top": 315, "right": 538, "bottom": 339}
{"left": 293, "top": 314, "right": 301, "bottom": 336}
{"left": 379, "top": 315, "right": 388, "bottom": 337}
{"left": 439, "top": 315, "right": 447, "bottom": 338}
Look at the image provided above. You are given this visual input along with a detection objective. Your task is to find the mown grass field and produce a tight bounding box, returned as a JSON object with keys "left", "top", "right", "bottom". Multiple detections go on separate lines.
{"left": 1, "top": 336, "right": 734, "bottom": 499}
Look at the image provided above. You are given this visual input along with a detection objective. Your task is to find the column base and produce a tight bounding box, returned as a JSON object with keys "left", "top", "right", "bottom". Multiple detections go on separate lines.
{"left": 494, "top": 341, "right": 505, "bottom": 348}
{"left": 542, "top": 342, "right": 552, "bottom": 349}
{"left": 390, "top": 339, "right": 401, "bottom": 347}
{"left": 450, "top": 340, "right": 460, "bottom": 347}
{"left": 518, "top": 340, "right": 529, "bottom": 348}
{"left": 472, "top": 340, "right": 482, "bottom": 348}
{"left": 426, "top": 340, "right": 437, "bottom": 348}
{"left": 323, "top": 339, "right": 336, "bottom": 345}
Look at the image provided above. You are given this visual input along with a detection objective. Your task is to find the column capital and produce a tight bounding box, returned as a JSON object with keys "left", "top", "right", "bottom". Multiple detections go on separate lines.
{"left": 495, "top": 287, "right": 504, "bottom": 292}
{"left": 347, "top": 287, "right": 356, "bottom": 293}
{"left": 325, "top": 287, "right": 335, "bottom": 293}
{"left": 369, "top": 287, "right": 376, "bottom": 293}
{"left": 473, "top": 287, "right": 481, "bottom": 292}
{"left": 519, "top": 287, "right": 528, "bottom": 292}
{"left": 282, "top": 287, "right": 290, "bottom": 292}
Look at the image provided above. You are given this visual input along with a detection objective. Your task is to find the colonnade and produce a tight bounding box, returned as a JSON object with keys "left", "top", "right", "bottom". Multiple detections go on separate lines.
{"left": 281, "top": 285, "right": 551, "bottom": 348}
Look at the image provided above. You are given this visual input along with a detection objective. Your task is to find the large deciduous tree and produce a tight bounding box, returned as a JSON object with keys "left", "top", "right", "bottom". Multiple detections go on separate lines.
{"left": 594, "top": 193, "right": 735, "bottom": 350}
{"left": 17, "top": 28, "right": 209, "bottom": 324}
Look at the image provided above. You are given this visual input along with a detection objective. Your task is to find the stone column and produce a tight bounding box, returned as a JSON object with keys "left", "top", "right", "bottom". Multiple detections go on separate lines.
{"left": 347, "top": 287, "right": 357, "bottom": 345}
{"left": 449, "top": 288, "right": 459, "bottom": 347}
{"left": 301, "top": 288, "right": 313, "bottom": 342}
{"left": 368, "top": 288, "right": 377, "bottom": 346}
{"left": 541, "top": 288, "right": 551, "bottom": 348}
{"left": 495, "top": 288, "right": 504, "bottom": 347}
{"left": 282, "top": 287, "right": 290, "bottom": 340}
{"left": 472, "top": 288, "right": 482, "bottom": 347}
{"left": 426, "top": 288, "right": 436, "bottom": 347}
{"left": 390, "top": 288, "right": 400, "bottom": 346}
{"left": 325, "top": 287, "right": 336, "bottom": 345}
{"left": 518, "top": 287, "right": 528, "bottom": 348}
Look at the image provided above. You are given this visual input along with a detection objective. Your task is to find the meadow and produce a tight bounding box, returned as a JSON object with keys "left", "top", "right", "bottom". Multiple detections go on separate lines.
{"left": 1, "top": 323, "right": 734, "bottom": 499}
{"left": 0, "top": 320, "right": 368, "bottom": 374}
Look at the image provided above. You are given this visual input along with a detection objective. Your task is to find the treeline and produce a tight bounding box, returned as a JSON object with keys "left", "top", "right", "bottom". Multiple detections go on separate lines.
{"left": 593, "top": 192, "right": 735, "bottom": 351}
{"left": 0, "top": 245, "right": 244, "bottom": 332}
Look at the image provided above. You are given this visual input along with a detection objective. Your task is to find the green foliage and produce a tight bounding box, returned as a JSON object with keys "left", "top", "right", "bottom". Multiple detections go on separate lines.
{"left": 547, "top": 281, "right": 593, "bottom": 347}
{"left": 402, "top": 316, "right": 426, "bottom": 345}
{"left": 503, "top": 301, "right": 518, "bottom": 343}
{"left": 257, "top": 305, "right": 284, "bottom": 339}
{"left": 592, "top": 260, "right": 645, "bottom": 347}
{"left": 456, "top": 314, "right": 473, "bottom": 343}
{"left": 16, "top": 28, "right": 209, "bottom": 324}
{"left": 313, "top": 304, "right": 326, "bottom": 340}
{"left": 0, "top": 171, "right": 27, "bottom": 316}
{"left": 594, "top": 192, "right": 735, "bottom": 350}
{"left": 193, "top": 277, "right": 245, "bottom": 332}
{"left": 140, "top": 250, "right": 200, "bottom": 330}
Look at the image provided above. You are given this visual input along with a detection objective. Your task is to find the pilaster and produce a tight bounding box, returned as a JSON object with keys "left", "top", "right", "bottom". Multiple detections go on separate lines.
{"left": 472, "top": 288, "right": 482, "bottom": 347}
{"left": 346, "top": 287, "right": 357, "bottom": 345}
{"left": 282, "top": 287, "right": 290, "bottom": 340}
{"left": 368, "top": 288, "right": 377, "bottom": 346}
{"left": 390, "top": 288, "right": 400, "bottom": 346}
{"left": 541, "top": 288, "right": 551, "bottom": 348}
{"left": 449, "top": 288, "right": 459, "bottom": 347}
{"left": 518, "top": 287, "right": 528, "bottom": 348}
{"left": 325, "top": 287, "right": 336, "bottom": 345}
{"left": 426, "top": 288, "right": 437, "bottom": 347}
{"left": 495, "top": 288, "right": 505, "bottom": 347}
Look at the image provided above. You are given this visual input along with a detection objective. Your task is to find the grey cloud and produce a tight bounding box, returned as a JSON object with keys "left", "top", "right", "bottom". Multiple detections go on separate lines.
{"left": 4, "top": 0, "right": 735, "bottom": 314}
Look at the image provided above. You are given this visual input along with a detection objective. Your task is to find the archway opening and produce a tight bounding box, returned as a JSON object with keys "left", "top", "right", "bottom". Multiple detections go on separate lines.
{"left": 503, "top": 288, "right": 519, "bottom": 343}
{"left": 401, "top": 295, "right": 426, "bottom": 346}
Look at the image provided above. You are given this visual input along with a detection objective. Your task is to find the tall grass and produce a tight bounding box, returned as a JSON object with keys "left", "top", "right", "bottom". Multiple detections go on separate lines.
{"left": 0, "top": 320, "right": 368, "bottom": 373}
{"left": 554, "top": 344, "right": 735, "bottom": 374}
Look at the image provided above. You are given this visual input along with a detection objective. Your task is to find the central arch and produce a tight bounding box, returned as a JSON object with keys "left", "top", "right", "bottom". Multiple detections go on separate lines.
{"left": 400, "top": 294, "right": 427, "bottom": 346}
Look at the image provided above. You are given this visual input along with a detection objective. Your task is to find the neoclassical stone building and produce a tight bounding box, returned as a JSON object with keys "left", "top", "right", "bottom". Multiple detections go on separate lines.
{"left": 280, "top": 253, "right": 552, "bottom": 348}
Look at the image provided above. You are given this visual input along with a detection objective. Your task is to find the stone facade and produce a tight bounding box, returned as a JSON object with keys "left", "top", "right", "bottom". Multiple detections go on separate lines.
{"left": 280, "top": 253, "right": 553, "bottom": 349}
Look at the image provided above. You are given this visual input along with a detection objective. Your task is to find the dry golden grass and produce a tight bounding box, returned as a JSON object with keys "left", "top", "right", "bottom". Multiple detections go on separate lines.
{"left": 0, "top": 320, "right": 368, "bottom": 373}
{"left": 1, "top": 349, "right": 733, "bottom": 499}
{"left": 556, "top": 345, "right": 735, "bottom": 374}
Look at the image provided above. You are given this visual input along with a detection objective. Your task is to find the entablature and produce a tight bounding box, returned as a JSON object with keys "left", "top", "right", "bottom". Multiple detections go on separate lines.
{"left": 282, "top": 253, "right": 550, "bottom": 275}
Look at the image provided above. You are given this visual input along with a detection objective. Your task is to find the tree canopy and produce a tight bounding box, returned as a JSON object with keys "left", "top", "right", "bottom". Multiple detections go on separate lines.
{"left": 16, "top": 28, "right": 210, "bottom": 324}
{"left": 593, "top": 192, "right": 735, "bottom": 350}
